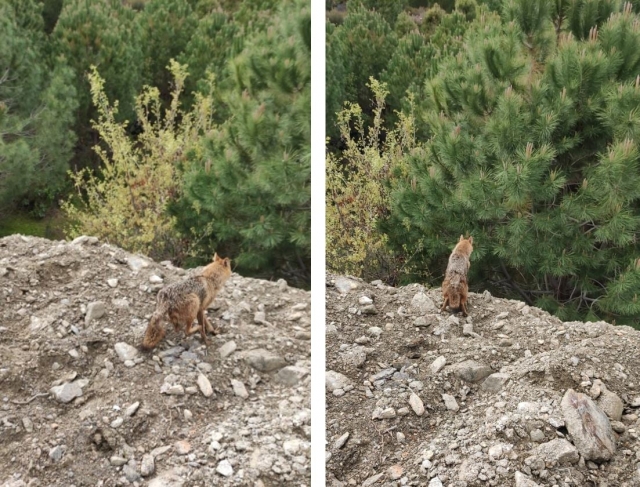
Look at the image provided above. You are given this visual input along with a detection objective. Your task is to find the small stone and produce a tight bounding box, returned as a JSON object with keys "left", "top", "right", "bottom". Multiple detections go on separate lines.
{"left": 50, "top": 382, "right": 83, "bottom": 403}
{"left": 254, "top": 311, "right": 266, "bottom": 323}
{"left": 49, "top": 445, "right": 64, "bottom": 462}
{"left": 326, "top": 370, "right": 352, "bottom": 391}
{"left": 442, "top": 393, "right": 459, "bottom": 411}
{"left": 140, "top": 454, "right": 155, "bottom": 477}
{"left": 530, "top": 429, "right": 545, "bottom": 442}
{"left": 125, "top": 255, "right": 149, "bottom": 272}
{"left": 334, "top": 277, "right": 358, "bottom": 293}
{"left": 216, "top": 459, "right": 234, "bottom": 477}
{"left": 275, "top": 365, "right": 309, "bottom": 386}
{"left": 334, "top": 432, "right": 349, "bottom": 449}
{"left": 110, "top": 417, "right": 123, "bottom": 428}
{"left": 411, "top": 292, "right": 436, "bottom": 314}
{"left": 430, "top": 356, "right": 446, "bottom": 374}
{"left": 515, "top": 471, "right": 540, "bottom": 487}
{"left": 598, "top": 389, "right": 624, "bottom": 421}
{"left": 174, "top": 440, "right": 191, "bottom": 455}
{"left": 85, "top": 301, "right": 106, "bottom": 325}
{"left": 110, "top": 456, "right": 127, "bottom": 466}
{"left": 219, "top": 340, "right": 237, "bottom": 358}
{"left": 535, "top": 438, "right": 579, "bottom": 465}
{"left": 388, "top": 464, "right": 403, "bottom": 480}
{"left": 396, "top": 432, "right": 405, "bottom": 443}
{"left": 379, "top": 407, "right": 396, "bottom": 419}
{"left": 231, "top": 379, "right": 249, "bottom": 399}
{"left": 114, "top": 342, "right": 139, "bottom": 362}
{"left": 409, "top": 393, "right": 425, "bottom": 416}
{"left": 361, "top": 304, "right": 378, "bottom": 315}
{"left": 362, "top": 473, "right": 383, "bottom": 486}
{"left": 453, "top": 360, "right": 492, "bottom": 383}
{"left": 22, "top": 417, "right": 33, "bottom": 433}
{"left": 149, "top": 275, "right": 163, "bottom": 284}
{"left": 481, "top": 373, "right": 510, "bottom": 393}
{"left": 367, "top": 326, "right": 382, "bottom": 337}
{"left": 428, "top": 478, "right": 444, "bottom": 487}
{"left": 197, "top": 373, "right": 214, "bottom": 397}
{"left": 125, "top": 401, "right": 140, "bottom": 417}
{"left": 123, "top": 462, "right": 141, "bottom": 482}
{"left": 183, "top": 409, "right": 192, "bottom": 420}
{"left": 359, "top": 296, "right": 373, "bottom": 305}
{"left": 107, "top": 278, "right": 118, "bottom": 288}
{"left": 68, "top": 349, "right": 79, "bottom": 359}
{"left": 160, "top": 383, "right": 185, "bottom": 395}
{"left": 242, "top": 348, "right": 287, "bottom": 372}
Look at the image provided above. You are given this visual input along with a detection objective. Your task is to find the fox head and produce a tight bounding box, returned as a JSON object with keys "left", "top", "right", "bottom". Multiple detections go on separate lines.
{"left": 455, "top": 235, "right": 473, "bottom": 255}
{"left": 204, "top": 253, "right": 232, "bottom": 279}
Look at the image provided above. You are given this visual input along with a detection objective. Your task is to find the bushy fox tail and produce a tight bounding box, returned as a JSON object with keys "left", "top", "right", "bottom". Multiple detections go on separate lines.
{"left": 448, "top": 274, "right": 464, "bottom": 310}
{"left": 140, "top": 301, "right": 169, "bottom": 351}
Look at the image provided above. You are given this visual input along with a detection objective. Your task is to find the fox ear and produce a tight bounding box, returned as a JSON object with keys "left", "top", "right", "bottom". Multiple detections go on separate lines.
{"left": 213, "top": 253, "right": 220, "bottom": 261}
{"left": 223, "top": 257, "right": 230, "bottom": 268}
{"left": 468, "top": 236, "right": 473, "bottom": 244}
{"left": 459, "top": 235, "right": 464, "bottom": 242}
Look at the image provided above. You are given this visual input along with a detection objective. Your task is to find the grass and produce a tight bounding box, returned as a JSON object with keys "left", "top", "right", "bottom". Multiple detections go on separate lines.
{"left": 0, "top": 209, "right": 67, "bottom": 240}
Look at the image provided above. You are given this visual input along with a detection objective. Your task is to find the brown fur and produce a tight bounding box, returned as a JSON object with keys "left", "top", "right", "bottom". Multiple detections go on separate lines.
{"left": 141, "top": 253, "right": 232, "bottom": 350}
{"left": 441, "top": 235, "right": 473, "bottom": 317}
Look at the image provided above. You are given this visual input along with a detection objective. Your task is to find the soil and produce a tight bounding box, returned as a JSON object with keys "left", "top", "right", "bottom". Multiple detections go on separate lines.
{"left": 0, "top": 235, "right": 310, "bottom": 487}
{"left": 326, "top": 273, "right": 640, "bottom": 487}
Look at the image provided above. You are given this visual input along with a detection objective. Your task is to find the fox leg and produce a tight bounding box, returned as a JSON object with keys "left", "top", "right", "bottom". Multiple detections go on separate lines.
{"left": 440, "top": 295, "right": 449, "bottom": 312}
{"left": 198, "top": 309, "right": 219, "bottom": 335}
{"left": 460, "top": 301, "right": 468, "bottom": 317}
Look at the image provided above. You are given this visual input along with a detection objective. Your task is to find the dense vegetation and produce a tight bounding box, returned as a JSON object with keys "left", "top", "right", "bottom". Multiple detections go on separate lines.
{"left": 1, "top": 0, "right": 310, "bottom": 286}
{"left": 327, "top": 0, "right": 640, "bottom": 325}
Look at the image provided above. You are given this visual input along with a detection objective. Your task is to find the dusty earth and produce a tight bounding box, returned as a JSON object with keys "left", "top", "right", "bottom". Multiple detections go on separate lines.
{"left": 326, "top": 273, "right": 640, "bottom": 487}
{"left": 0, "top": 235, "right": 311, "bottom": 487}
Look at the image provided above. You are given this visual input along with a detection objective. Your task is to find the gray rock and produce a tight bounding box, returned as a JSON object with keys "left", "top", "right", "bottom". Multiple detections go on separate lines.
{"left": 481, "top": 373, "right": 511, "bottom": 393}
{"left": 149, "top": 275, "right": 163, "bottom": 284}
{"left": 22, "top": 417, "right": 33, "bottom": 433}
{"left": 371, "top": 368, "right": 395, "bottom": 381}
{"left": 530, "top": 429, "right": 545, "bottom": 442}
{"left": 123, "top": 462, "right": 141, "bottom": 482}
{"left": 334, "top": 277, "right": 358, "bottom": 293}
{"left": 340, "top": 346, "right": 367, "bottom": 368}
{"left": 359, "top": 296, "right": 373, "bottom": 305}
{"left": 413, "top": 316, "right": 431, "bottom": 327}
{"left": 561, "top": 389, "right": 616, "bottom": 461}
{"left": 140, "top": 454, "right": 155, "bottom": 477}
{"left": 218, "top": 340, "right": 237, "bottom": 358}
{"left": 231, "top": 379, "right": 249, "bottom": 399}
{"left": 197, "top": 373, "right": 214, "bottom": 397}
{"left": 85, "top": 301, "right": 106, "bottom": 325}
{"left": 110, "top": 456, "right": 127, "bottom": 466}
{"left": 114, "top": 342, "right": 139, "bottom": 362}
{"left": 515, "top": 471, "right": 540, "bottom": 487}
{"left": 275, "top": 365, "right": 310, "bottom": 386}
{"left": 411, "top": 292, "right": 436, "bottom": 314}
{"left": 361, "top": 304, "right": 378, "bottom": 315}
{"left": 453, "top": 360, "right": 493, "bottom": 383}
{"left": 388, "top": 464, "right": 403, "bottom": 480}
{"left": 598, "top": 389, "right": 624, "bottom": 421}
{"left": 242, "top": 348, "right": 286, "bottom": 372}
{"left": 362, "top": 473, "right": 383, "bottom": 486}
{"left": 277, "top": 278, "right": 288, "bottom": 291}
{"left": 409, "top": 393, "right": 425, "bottom": 416}
{"left": 50, "top": 382, "right": 83, "bottom": 403}
{"left": 326, "top": 370, "right": 352, "bottom": 391}
{"left": 125, "top": 255, "right": 149, "bottom": 272}
{"left": 442, "top": 393, "right": 459, "bottom": 411}
{"left": 428, "top": 478, "right": 444, "bottom": 487}
{"left": 71, "top": 235, "right": 99, "bottom": 245}
{"left": 160, "top": 383, "right": 185, "bottom": 395}
{"left": 107, "top": 278, "right": 118, "bottom": 288}
{"left": 536, "top": 438, "right": 579, "bottom": 465}
{"left": 216, "top": 459, "right": 234, "bottom": 477}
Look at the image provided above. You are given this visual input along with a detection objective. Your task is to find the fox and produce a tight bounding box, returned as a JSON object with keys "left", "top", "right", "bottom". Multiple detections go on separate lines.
{"left": 140, "top": 253, "right": 232, "bottom": 351}
{"left": 441, "top": 235, "right": 473, "bottom": 317}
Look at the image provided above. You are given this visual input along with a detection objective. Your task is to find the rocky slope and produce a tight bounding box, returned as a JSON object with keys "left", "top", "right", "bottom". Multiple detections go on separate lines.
{"left": 0, "top": 235, "right": 310, "bottom": 487}
{"left": 326, "top": 273, "right": 640, "bottom": 487}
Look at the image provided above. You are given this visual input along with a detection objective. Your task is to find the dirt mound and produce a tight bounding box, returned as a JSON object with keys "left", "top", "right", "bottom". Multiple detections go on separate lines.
{"left": 0, "top": 235, "right": 310, "bottom": 487}
{"left": 326, "top": 273, "right": 640, "bottom": 487}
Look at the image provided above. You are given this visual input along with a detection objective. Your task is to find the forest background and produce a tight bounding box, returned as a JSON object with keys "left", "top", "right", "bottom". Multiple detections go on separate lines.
{"left": 0, "top": 0, "right": 310, "bottom": 287}
{"left": 326, "top": 0, "right": 640, "bottom": 325}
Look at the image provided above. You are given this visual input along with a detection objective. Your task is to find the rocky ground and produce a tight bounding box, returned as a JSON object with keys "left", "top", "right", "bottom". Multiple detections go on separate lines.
{"left": 0, "top": 235, "right": 311, "bottom": 487}
{"left": 326, "top": 273, "right": 640, "bottom": 487}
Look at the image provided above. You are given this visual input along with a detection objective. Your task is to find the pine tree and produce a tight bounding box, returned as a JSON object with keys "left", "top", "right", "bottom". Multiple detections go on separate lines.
{"left": 172, "top": 0, "right": 311, "bottom": 285}
{"left": 386, "top": 0, "right": 640, "bottom": 325}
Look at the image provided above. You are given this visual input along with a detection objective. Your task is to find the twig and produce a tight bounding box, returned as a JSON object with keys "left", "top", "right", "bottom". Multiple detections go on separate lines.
{"left": 10, "top": 392, "right": 49, "bottom": 405}
{"left": 499, "top": 261, "right": 534, "bottom": 305}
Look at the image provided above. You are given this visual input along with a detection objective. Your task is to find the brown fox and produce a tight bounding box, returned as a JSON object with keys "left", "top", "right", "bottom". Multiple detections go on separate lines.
{"left": 441, "top": 235, "right": 473, "bottom": 317}
{"left": 141, "top": 253, "right": 232, "bottom": 350}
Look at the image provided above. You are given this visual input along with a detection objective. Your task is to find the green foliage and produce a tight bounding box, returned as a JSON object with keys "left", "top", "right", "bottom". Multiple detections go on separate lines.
{"left": 173, "top": 0, "right": 310, "bottom": 285}
{"left": 326, "top": 6, "right": 397, "bottom": 139}
{"left": 52, "top": 0, "right": 143, "bottom": 124}
{"left": 63, "top": 61, "right": 215, "bottom": 261}
{"left": 327, "top": 79, "right": 415, "bottom": 283}
{"left": 0, "top": 3, "right": 77, "bottom": 214}
{"left": 347, "top": 0, "right": 409, "bottom": 25}
{"left": 137, "top": 0, "right": 198, "bottom": 100}
{"left": 384, "top": 3, "right": 640, "bottom": 325}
